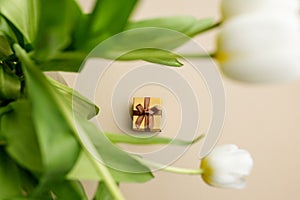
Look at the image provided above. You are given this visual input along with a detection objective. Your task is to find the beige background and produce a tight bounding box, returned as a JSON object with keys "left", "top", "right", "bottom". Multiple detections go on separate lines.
{"left": 70, "top": 0, "right": 300, "bottom": 199}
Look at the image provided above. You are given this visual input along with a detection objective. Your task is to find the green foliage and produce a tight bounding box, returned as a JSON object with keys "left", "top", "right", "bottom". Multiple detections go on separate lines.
{"left": 94, "top": 181, "right": 115, "bottom": 200}
{"left": 1, "top": 100, "right": 42, "bottom": 172}
{"left": 68, "top": 151, "right": 154, "bottom": 183}
{"left": 0, "top": 148, "right": 37, "bottom": 199}
{"left": 0, "top": 0, "right": 214, "bottom": 199}
{"left": 15, "top": 44, "right": 81, "bottom": 180}
{"left": 0, "top": 34, "right": 13, "bottom": 59}
{"left": 73, "top": 0, "right": 138, "bottom": 51}
{"left": 0, "top": 0, "right": 38, "bottom": 43}
{"left": 0, "top": 65, "right": 21, "bottom": 100}
{"left": 33, "top": 0, "right": 82, "bottom": 60}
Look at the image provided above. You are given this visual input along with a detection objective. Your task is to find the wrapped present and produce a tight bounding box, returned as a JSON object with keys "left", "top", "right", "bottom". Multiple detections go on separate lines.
{"left": 132, "top": 97, "right": 162, "bottom": 132}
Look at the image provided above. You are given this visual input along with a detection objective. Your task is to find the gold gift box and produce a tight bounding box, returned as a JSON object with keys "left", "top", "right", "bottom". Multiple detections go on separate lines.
{"left": 132, "top": 97, "right": 162, "bottom": 132}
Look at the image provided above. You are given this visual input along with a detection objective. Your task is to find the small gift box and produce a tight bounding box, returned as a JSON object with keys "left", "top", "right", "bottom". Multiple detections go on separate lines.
{"left": 132, "top": 97, "right": 162, "bottom": 132}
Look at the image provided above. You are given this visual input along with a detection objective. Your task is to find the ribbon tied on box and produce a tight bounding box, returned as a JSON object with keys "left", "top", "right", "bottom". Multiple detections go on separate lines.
{"left": 133, "top": 97, "right": 162, "bottom": 131}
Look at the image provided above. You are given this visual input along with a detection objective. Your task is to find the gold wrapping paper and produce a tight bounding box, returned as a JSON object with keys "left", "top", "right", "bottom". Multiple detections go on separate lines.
{"left": 132, "top": 97, "right": 162, "bottom": 132}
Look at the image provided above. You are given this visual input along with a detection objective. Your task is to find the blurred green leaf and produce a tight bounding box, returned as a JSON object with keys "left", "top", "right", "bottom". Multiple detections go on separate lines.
{"left": 0, "top": 34, "right": 13, "bottom": 59}
{"left": 47, "top": 77, "right": 99, "bottom": 119}
{"left": 74, "top": 115, "right": 154, "bottom": 178}
{"left": 109, "top": 167, "right": 154, "bottom": 183}
{"left": 0, "top": 17, "right": 19, "bottom": 44}
{"left": 67, "top": 151, "right": 98, "bottom": 181}
{"left": 0, "top": 0, "right": 38, "bottom": 42}
{"left": 94, "top": 181, "right": 114, "bottom": 200}
{"left": 14, "top": 44, "right": 80, "bottom": 180}
{"left": 0, "top": 148, "right": 23, "bottom": 197}
{"left": 0, "top": 65, "right": 21, "bottom": 100}
{"left": 33, "top": 0, "right": 82, "bottom": 60}
{"left": 1, "top": 100, "right": 43, "bottom": 172}
{"left": 68, "top": 151, "right": 154, "bottom": 183}
{"left": 0, "top": 148, "right": 37, "bottom": 199}
{"left": 185, "top": 18, "right": 216, "bottom": 36}
{"left": 143, "top": 57, "right": 183, "bottom": 67}
{"left": 118, "top": 48, "right": 183, "bottom": 67}
{"left": 89, "top": 17, "right": 214, "bottom": 67}
{"left": 39, "top": 52, "right": 87, "bottom": 72}
{"left": 50, "top": 180, "right": 88, "bottom": 200}
{"left": 126, "top": 16, "right": 214, "bottom": 37}
{"left": 105, "top": 132, "right": 204, "bottom": 145}
{"left": 126, "top": 16, "right": 197, "bottom": 33}
{"left": 75, "top": 0, "right": 138, "bottom": 51}
{"left": 125, "top": 17, "right": 214, "bottom": 50}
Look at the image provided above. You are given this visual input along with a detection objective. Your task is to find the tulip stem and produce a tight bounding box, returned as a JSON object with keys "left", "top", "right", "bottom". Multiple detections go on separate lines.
{"left": 160, "top": 165, "right": 204, "bottom": 175}
{"left": 136, "top": 157, "right": 204, "bottom": 175}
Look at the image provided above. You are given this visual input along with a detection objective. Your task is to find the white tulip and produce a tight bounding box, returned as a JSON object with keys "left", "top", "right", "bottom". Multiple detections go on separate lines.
{"left": 221, "top": 0, "right": 300, "bottom": 19}
{"left": 217, "top": 13, "right": 300, "bottom": 82}
{"left": 201, "top": 144, "right": 253, "bottom": 189}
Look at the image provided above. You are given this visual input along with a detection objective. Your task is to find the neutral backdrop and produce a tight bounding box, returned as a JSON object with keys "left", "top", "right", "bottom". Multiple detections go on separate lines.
{"left": 70, "top": 0, "right": 300, "bottom": 199}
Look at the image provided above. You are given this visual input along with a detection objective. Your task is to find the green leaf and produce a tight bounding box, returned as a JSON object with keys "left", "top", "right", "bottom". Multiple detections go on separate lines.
{"left": 50, "top": 180, "right": 88, "bottom": 200}
{"left": 88, "top": 28, "right": 186, "bottom": 67}
{"left": 77, "top": 117, "right": 152, "bottom": 174}
{"left": 88, "top": 17, "right": 214, "bottom": 67}
{"left": 69, "top": 132, "right": 204, "bottom": 183}
{"left": 0, "top": 148, "right": 23, "bottom": 197}
{"left": 68, "top": 151, "right": 154, "bottom": 183}
{"left": 118, "top": 48, "right": 183, "bottom": 67}
{"left": 94, "top": 181, "right": 114, "bottom": 200}
{"left": 126, "top": 16, "right": 214, "bottom": 36}
{"left": 109, "top": 167, "right": 154, "bottom": 183}
{"left": 0, "top": 34, "right": 13, "bottom": 59}
{"left": 0, "top": 148, "right": 37, "bottom": 199}
{"left": 143, "top": 57, "right": 183, "bottom": 67}
{"left": 0, "top": 17, "right": 19, "bottom": 43}
{"left": 105, "top": 132, "right": 204, "bottom": 145}
{"left": 125, "top": 17, "right": 214, "bottom": 50}
{"left": 90, "top": 0, "right": 138, "bottom": 36}
{"left": 38, "top": 52, "right": 87, "bottom": 72}
{"left": 185, "top": 18, "right": 216, "bottom": 36}
{"left": 74, "top": 115, "right": 154, "bottom": 177}
{"left": 33, "top": 0, "right": 82, "bottom": 60}
{"left": 91, "top": 16, "right": 213, "bottom": 66}
{"left": 1, "top": 100, "right": 43, "bottom": 172}
{"left": 75, "top": 0, "right": 138, "bottom": 51}
{"left": 14, "top": 44, "right": 80, "bottom": 180}
{"left": 126, "top": 16, "right": 197, "bottom": 33}
{"left": 47, "top": 77, "right": 99, "bottom": 119}
{"left": 0, "top": 0, "right": 38, "bottom": 42}
{"left": 0, "top": 65, "right": 21, "bottom": 100}
{"left": 67, "top": 151, "right": 98, "bottom": 181}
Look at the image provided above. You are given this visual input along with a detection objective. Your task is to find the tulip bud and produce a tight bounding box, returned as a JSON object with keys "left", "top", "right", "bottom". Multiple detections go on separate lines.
{"left": 201, "top": 144, "right": 253, "bottom": 189}
{"left": 221, "top": 0, "right": 300, "bottom": 19}
{"left": 217, "top": 13, "right": 300, "bottom": 82}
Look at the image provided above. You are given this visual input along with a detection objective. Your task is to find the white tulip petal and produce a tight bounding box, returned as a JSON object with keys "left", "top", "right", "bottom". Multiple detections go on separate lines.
{"left": 221, "top": 50, "right": 300, "bottom": 82}
{"left": 221, "top": 0, "right": 300, "bottom": 19}
{"left": 217, "top": 13, "right": 300, "bottom": 82}
{"left": 218, "top": 13, "right": 300, "bottom": 54}
{"left": 201, "top": 144, "right": 253, "bottom": 189}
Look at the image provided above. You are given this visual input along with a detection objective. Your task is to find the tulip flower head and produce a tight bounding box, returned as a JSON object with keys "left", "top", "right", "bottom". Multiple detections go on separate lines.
{"left": 201, "top": 144, "right": 253, "bottom": 189}
{"left": 217, "top": 0, "right": 300, "bottom": 82}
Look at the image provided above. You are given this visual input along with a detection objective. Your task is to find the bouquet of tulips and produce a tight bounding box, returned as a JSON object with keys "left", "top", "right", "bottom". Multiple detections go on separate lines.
{"left": 0, "top": 0, "right": 299, "bottom": 199}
